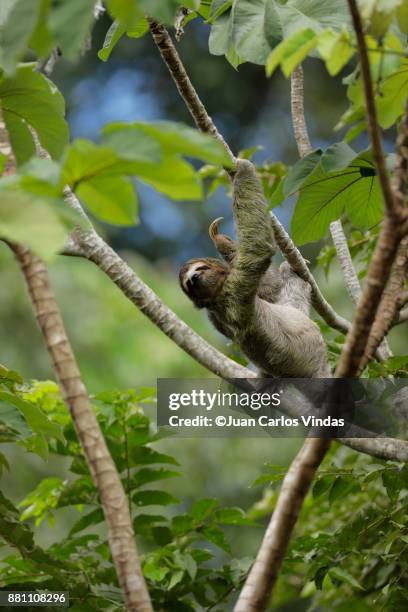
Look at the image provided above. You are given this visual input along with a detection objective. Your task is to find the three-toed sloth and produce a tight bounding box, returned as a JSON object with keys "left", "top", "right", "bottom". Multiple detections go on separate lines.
{"left": 179, "top": 159, "right": 330, "bottom": 378}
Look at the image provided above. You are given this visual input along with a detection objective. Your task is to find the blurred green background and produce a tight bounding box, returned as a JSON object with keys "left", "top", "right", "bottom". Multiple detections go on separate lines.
{"left": 0, "top": 14, "right": 406, "bottom": 557}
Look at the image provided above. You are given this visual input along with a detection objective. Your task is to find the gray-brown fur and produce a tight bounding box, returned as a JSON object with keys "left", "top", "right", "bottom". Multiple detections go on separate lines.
{"left": 209, "top": 217, "right": 283, "bottom": 302}
{"left": 179, "top": 159, "right": 330, "bottom": 378}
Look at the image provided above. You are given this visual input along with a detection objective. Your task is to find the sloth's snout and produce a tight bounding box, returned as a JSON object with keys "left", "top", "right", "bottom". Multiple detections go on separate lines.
{"left": 190, "top": 272, "right": 200, "bottom": 283}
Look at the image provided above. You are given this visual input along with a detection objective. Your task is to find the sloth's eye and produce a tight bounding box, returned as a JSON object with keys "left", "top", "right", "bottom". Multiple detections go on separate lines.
{"left": 196, "top": 265, "right": 210, "bottom": 271}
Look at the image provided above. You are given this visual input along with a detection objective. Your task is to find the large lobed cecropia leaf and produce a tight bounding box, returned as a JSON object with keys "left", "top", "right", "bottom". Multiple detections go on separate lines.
{"left": 288, "top": 143, "right": 385, "bottom": 245}
{"left": 209, "top": 0, "right": 351, "bottom": 66}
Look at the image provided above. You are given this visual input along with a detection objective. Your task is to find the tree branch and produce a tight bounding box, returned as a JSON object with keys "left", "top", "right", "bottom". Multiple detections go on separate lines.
{"left": 290, "top": 67, "right": 360, "bottom": 302}
{"left": 356, "top": 105, "right": 408, "bottom": 371}
{"left": 148, "top": 19, "right": 236, "bottom": 161}
{"left": 337, "top": 3, "right": 408, "bottom": 377}
{"left": 10, "top": 244, "right": 152, "bottom": 612}
{"left": 290, "top": 65, "right": 312, "bottom": 157}
{"left": 235, "top": 48, "right": 405, "bottom": 608}
{"left": 234, "top": 66, "right": 336, "bottom": 612}
{"left": 348, "top": 0, "right": 407, "bottom": 226}
{"left": 234, "top": 438, "right": 331, "bottom": 611}
{"left": 329, "top": 219, "right": 363, "bottom": 305}
{"left": 359, "top": 237, "right": 407, "bottom": 372}
{"left": 148, "top": 21, "right": 351, "bottom": 337}
{"left": 58, "top": 184, "right": 408, "bottom": 462}
{"left": 290, "top": 65, "right": 390, "bottom": 359}
{"left": 0, "top": 111, "right": 152, "bottom": 612}
{"left": 71, "top": 228, "right": 251, "bottom": 379}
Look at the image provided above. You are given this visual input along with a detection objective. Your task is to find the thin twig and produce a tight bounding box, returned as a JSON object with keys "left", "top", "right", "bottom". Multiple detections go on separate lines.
{"left": 148, "top": 19, "right": 235, "bottom": 160}
{"left": 357, "top": 237, "right": 408, "bottom": 374}
{"left": 357, "top": 102, "right": 408, "bottom": 369}
{"left": 348, "top": 0, "right": 407, "bottom": 225}
{"left": 337, "top": 2, "right": 408, "bottom": 377}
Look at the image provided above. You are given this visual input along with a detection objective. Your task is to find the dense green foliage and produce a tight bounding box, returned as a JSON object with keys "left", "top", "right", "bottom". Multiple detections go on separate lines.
{"left": 1, "top": 367, "right": 407, "bottom": 610}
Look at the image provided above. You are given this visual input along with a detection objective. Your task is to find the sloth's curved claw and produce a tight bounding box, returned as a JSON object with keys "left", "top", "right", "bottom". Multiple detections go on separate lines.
{"left": 209, "top": 217, "right": 224, "bottom": 241}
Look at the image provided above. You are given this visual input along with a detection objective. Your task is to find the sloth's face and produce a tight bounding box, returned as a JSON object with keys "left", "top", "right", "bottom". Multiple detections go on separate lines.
{"left": 179, "top": 258, "right": 228, "bottom": 307}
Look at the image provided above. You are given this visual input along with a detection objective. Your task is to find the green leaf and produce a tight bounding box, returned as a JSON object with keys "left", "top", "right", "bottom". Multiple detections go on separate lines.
{"left": 101, "top": 124, "right": 162, "bottom": 164}
{"left": 168, "top": 569, "right": 184, "bottom": 590}
{"left": 209, "top": 0, "right": 351, "bottom": 66}
{"left": 77, "top": 174, "right": 138, "bottom": 226}
{"left": 0, "top": 392, "right": 62, "bottom": 440}
{"left": 132, "top": 468, "right": 180, "bottom": 488}
{"left": 105, "top": 0, "right": 144, "bottom": 29}
{"left": 132, "top": 490, "right": 180, "bottom": 507}
{"left": 128, "top": 17, "right": 149, "bottom": 38}
{"left": 267, "top": 28, "right": 318, "bottom": 77}
{"left": 209, "top": 5, "right": 235, "bottom": 58}
{"left": 29, "top": 0, "right": 54, "bottom": 59}
{"left": 130, "top": 446, "right": 180, "bottom": 466}
{"left": 98, "top": 15, "right": 148, "bottom": 62}
{"left": 0, "top": 451, "right": 10, "bottom": 474}
{"left": 69, "top": 509, "right": 104, "bottom": 536}
{"left": 182, "top": 553, "right": 197, "bottom": 580}
{"left": 62, "top": 140, "right": 120, "bottom": 185}
{"left": 201, "top": 525, "right": 231, "bottom": 552}
{"left": 136, "top": 155, "right": 203, "bottom": 201}
{"left": 152, "top": 525, "right": 173, "bottom": 546}
{"left": 143, "top": 553, "right": 169, "bottom": 582}
{"left": 283, "top": 149, "right": 322, "bottom": 196}
{"left": 377, "top": 60, "right": 408, "bottom": 129}
{"left": 191, "top": 498, "right": 219, "bottom": 520}
{"left": 397, "top": 2, "right": 408, "bottom": 33}
{"left": 139, "top": 0, "right": 198, "bottom": 25}
{"left": 0, "top": 190, "right": 68, "bottom": 259}
{"left": 382, "top": 467, "right": 408, "bottom": 502}
{"left": 120, "top": 122, "right": 233, "bottom": 167}
{"left": 172, "top": 514, "right": 195, "bottom": 536}
{"left": 0, "top": 491, "right": 35, "bottom": 553}
{"left": 0, "top": 111, "right": 36, "bottom": 165}
{"left": 317, "top": 28, "right": 354, "bottom": 76}
{"left": 133, "top": 513, "right": 168, "bottom": 535}
{"left": 0, "top": 0, "right": 42, "bottom": 73}
{"left": 232, "top": 0, "right": 282, "bottom": 66}
{"left": 19, "top": 477, "right": 65, "bottom": 524}
{"left": 0, "top": 402, "right": 31, "bottom": 439}
{"left": 328, "top": 567, "right": 364, "bottom": 590}
{"left": 320, "top": 142, "right": 356, "bottom": 173}
{"left": 291, "top": 154, "right": 382, "bottom": 244}
{"left": 48, "top": 0, "right": 95, "bottom": 60}
{"left": 0, "top": 65, "right": 69, "bottom": 162}
{"left": 65, "top": 132, "right": 203, "bottom": 203}
{"left": 312, "top": 474, "right": 336, "bottom": 498}
{"left": 214, "top": 507, "right": 255, "bottom": 525}
{"left": 98, "top": 20, "right": 126, "bottom": 61}
{"left": 329, "top": 475, "right": 361, "bottom": 504}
